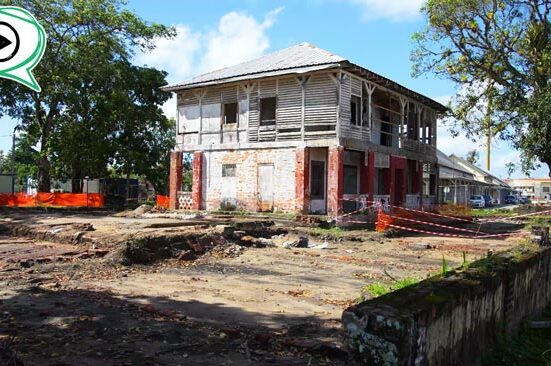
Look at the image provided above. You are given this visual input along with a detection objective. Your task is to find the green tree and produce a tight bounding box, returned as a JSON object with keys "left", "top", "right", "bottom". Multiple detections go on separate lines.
{"left": 0, "top": 0, "right": 175, "bottom": 192}
{"left": 466, "top": 149, "right": 479, "bottom": 165}
{"left": 505, "top": 162, "right": 517, "bottom": 178}
{"left": 412, "top": 0, "right": 551, "bottom": 176}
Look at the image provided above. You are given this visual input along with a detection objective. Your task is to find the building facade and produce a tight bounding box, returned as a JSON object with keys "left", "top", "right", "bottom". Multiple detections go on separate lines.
{"left": 505, "top": 178, "right": 551, "bottom": 203}
{"left": 164, "top": 43, "right": 447, "bottom": 215}
{"left": 437, "top": 152, "right": 512, "bottom": 204}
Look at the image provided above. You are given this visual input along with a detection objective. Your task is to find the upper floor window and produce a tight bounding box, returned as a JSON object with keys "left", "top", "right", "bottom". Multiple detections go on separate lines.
{"left": 223, "top": 102, "right": 238, "bottom": 124}
{"left": 350, "top": 95, "right": 361, "bottom": 125}
{"left": 260, "top": 97, "right": 276, "bottom": 126}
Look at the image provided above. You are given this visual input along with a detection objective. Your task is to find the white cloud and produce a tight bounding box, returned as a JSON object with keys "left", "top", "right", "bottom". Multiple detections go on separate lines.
{"left": 347, "top": 0, "right": 425, "bottom": 21}
{"left": 200, "top": 8, "right": 282, "bottom": 73}
{"left": 136, "top": 25, "right": 200, "bottom": 84}
{"left": 135, "top": 8, "right": 282, "bottom": 121}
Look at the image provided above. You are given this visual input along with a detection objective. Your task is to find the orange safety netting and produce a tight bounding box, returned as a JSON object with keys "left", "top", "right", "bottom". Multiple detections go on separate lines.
{"left": 0, "top": 192, "right": 104, "bottom": 207}
{"left": 375, "top": 209, "right": 393, "bottom": 232}
{"left": 156, "top": 195, "right": 169, "bottom": 208}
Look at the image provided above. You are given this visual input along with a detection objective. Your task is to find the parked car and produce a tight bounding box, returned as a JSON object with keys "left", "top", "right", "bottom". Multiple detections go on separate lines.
{"left": 504, "top": 195, "right": 518, "bottom": 204}
{"left": 482, "top": 195, "right": 494, "bottom": 207}
{"left": 470, "top": 195, "right": 486, "bottom": 208}
{"left": 518, "top": 196, "right": 529, "bottom": 204}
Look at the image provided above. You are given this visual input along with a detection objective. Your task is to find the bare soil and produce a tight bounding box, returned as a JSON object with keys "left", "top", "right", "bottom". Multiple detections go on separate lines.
{"left": 0, "top": 209, "right": 525, "bottom": 365}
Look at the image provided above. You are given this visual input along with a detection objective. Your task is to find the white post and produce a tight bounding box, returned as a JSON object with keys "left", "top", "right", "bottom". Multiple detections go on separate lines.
{"left": 399, "top": 96, "right": 408, "bottom": 148}
{"left": 364, "top": 82, "right": 376, "bottom": 143}
{"left": 195, "top": 89, "right": 207, "bottom": 145}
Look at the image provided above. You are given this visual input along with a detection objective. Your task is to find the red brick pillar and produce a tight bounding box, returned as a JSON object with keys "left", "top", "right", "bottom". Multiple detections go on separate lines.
{"left": 327, "top": 146, "right": 344, "bottom": 217}
{"left": 368, "top": 152, "right": 375, "bottom": 202}
{"left": 295, "top": 147, "right": 310, "bottom": 214}
{"left": 169, "top": 151, "right": 183, "bottom": 210}
{"left": 360, "top": 151, "right": 369, "bottom": 195}
{"left": 192, "top": 151, "right": 203, "bottom": 210}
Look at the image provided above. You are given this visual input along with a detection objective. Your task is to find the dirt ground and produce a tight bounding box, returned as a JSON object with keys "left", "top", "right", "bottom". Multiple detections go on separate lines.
{"left": 0, "top": 208, "right": 526, "bottom": 365}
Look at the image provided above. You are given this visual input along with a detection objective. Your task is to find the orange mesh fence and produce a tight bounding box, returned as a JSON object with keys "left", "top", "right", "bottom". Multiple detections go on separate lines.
{"left": 0, "top": 192, "right": 104, "bottom": 207}
{"left": 156, "top": 195, "right": 169, "bottom": 208}
{"left": 376, "top": 209, "right": 393, "bottom": 232}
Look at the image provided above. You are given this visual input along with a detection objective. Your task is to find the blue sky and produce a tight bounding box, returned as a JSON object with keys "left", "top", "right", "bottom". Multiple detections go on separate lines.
{"left": 0, "top": 0, "right": 548, "bottom": 178}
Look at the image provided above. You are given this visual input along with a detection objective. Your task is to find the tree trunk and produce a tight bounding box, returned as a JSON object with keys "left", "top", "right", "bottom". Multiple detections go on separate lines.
{"left": 36, "top": 104, "right": 56, "bottom": 193}
{"left": 37, "top": 155, "right": 51, "bottom": 192}
{"left": 71, "top": 178, "right": 83, "bottom": 193}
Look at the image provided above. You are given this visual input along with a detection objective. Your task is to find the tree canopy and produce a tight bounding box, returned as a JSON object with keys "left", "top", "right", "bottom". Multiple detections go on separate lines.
{"left": 412, "top": 0, "right": 551, "bottom": 175}
{"left": 0, "top": 0, "right": 176, "bottom": 192}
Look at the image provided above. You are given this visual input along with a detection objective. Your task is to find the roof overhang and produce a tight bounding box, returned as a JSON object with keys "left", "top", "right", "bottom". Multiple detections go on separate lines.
{"left": 341, "top": 61, "right": 448, "bottom": 113}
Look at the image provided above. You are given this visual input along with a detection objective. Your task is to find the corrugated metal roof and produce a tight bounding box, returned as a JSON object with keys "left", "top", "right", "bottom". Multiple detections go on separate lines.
{"left": 437, "top": 149, "right": 471, "bottom": 173}
{"left": 449, "top": 155, "right": 510, "bottom": 188}
{"left": 164, "top": 42, "right": 344, "bottom": 90}
{"left": 162, "top": 42, "right": 447, "bottom": 112}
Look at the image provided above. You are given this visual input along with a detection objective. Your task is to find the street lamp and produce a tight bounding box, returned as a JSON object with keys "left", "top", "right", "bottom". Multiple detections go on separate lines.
{"left": 11, "top": 125, "right": 21, "bottom": 194}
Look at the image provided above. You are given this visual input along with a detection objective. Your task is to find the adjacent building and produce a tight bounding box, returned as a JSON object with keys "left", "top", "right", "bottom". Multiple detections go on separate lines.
{"left": 163, "top": 43, "right": 447, "bottom": 215}
{"left": 505, "top": 178, "right": 551, "bottom": 203}
{"left": 437, "top": 150, "right": 476, "bottom": 204}
{"left": 438, "top": 154, "right": 511, "bottom": 204}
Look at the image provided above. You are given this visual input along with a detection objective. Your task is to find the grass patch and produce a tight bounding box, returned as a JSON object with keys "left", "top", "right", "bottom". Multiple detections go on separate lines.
{"left": 306, "top": 226, "right": 349, "bottom": 238}
{"left": 364, "top": 283, "right": 390, "bottom": 298}
{"left": 472, "top": 208, "right": 516, "bottom": 218}
{"left": 484, "top": 307, "right": 551, "bottom": 366}
{"left": 362, "top": 277, "right": 420, "bottom": 299}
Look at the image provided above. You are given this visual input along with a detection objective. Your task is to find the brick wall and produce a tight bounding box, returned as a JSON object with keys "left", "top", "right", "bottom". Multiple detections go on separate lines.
{"left": 327, "top": 146, "right": 344, "bottom": 216}
{"left": 295, "top": 147, "right": 310, "bottom": 213}
{"left": 200, "top": 148, "right": 296, "bottom": 212}
{"left": 192, "top": 151, "right": 203, "bottom": 210}
{"left": 168, "top": 151, "right": 183, "bottom": 210}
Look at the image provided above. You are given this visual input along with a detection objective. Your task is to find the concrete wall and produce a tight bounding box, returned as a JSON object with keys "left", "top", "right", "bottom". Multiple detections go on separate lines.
{"left": 342, "top": 247, "right": 551, "bottom": 366}
{"left": 201, "top": 147, "right": 296, "bottom": 212}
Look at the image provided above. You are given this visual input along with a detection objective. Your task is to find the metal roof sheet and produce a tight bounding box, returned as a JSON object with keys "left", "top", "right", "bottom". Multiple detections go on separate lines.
{"left": 164, "top": 42, "right": 344, "bottom": 90}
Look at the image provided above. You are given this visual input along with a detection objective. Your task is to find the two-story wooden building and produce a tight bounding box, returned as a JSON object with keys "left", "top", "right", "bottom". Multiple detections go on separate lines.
{"left": 163, "top": 43, "right": 446, "bottom": 216}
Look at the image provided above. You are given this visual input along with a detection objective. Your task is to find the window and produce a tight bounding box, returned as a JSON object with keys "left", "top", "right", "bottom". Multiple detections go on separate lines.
{"left": 311, "top": 161, "right": 325, "bottom": 199}
{"left": 260, "top": 97, "right": 276, "bottom": 125}
{"left": 350, "top": 95, "right": 361, "bottom": 125}
{"left": 543, "top": 187, "right": 550, "bottom": 193}
{"left": 223, "top": 102, "right": 238, "bottom": 124}
{"left": 344, "top": 165, "right": 358, "bottom": 195}
{"left": 222, "top": 164, "right": 236, "bottom": 177}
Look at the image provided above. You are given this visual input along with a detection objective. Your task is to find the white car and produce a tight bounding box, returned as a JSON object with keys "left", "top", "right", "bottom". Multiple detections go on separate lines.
{"left": 470, "top": 195, "right": 486, "bottom": 208}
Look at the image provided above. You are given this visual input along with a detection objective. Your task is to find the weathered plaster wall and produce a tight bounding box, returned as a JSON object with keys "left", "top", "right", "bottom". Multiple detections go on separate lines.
{"left": 342, "top": 247, "right": 551, "bottom": 365}
{"left": 201, "top": 147, "right": 296, "bottom": 212}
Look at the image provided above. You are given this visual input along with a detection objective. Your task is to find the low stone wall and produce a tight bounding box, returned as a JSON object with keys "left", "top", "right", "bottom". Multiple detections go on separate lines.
{"left": 342, "top": 246, "right": 551, "bottom": 365}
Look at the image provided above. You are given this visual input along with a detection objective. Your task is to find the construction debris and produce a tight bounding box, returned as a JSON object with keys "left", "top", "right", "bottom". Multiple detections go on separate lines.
{"left": 282, "top": 236, "right": 309, "bottom": 249}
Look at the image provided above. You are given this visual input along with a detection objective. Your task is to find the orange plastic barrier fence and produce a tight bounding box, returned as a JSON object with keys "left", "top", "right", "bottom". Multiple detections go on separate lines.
{"left": 0, "top": 192, "right": 104, "bottom": 207}
{"left": 376, "top": 209, "right": 393, "bottom": 232}
{"left": 156, "top": 195, "right": 169, "bottom": 208}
